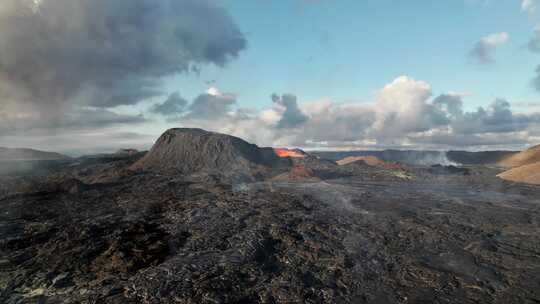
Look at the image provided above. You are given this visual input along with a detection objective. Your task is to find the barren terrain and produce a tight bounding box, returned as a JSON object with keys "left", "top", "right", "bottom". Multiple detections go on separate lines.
{"left": 1, "top": 130, "right": 540, "bottom": 303}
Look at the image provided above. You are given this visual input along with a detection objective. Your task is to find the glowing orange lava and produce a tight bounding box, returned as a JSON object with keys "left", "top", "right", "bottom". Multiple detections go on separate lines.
{"left": 273, "top": 148, "right": 307, "bottom": 158}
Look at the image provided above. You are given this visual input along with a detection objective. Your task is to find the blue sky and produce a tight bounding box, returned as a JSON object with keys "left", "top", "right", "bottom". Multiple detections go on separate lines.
{"left": 162, "top": 0, "right": 540, "bottom": 111}
{"left": 2, "top": 0, "right": 540, "bottom": 153}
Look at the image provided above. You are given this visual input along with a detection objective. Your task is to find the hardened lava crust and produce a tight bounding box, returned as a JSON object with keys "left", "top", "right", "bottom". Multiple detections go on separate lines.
{"left": 1, "top": 129, "right": 540, "bottom": 303}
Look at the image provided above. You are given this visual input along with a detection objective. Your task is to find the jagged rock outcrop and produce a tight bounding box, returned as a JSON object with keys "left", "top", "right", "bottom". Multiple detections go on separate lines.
{"left": 2, "top": 131, "right": 540, "bottom": 303}
{"left": 131, "top": 128, "right": 291, "bottom": 181}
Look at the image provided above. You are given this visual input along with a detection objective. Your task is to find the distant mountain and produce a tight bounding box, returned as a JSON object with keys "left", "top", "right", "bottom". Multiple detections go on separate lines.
{"left": 130, "top": 128, "right": 292, "bottom": 181}
{"left": 115, "top": 148, "right": 140, "bottom": 156}
{"left": 497, "top": 144, "right": 540, "bottom": 168}
{"left": 313, "top": 150, "right": 515, "bottom": 166}
{"left": 314, "top": 150, "right": 451, "bottom": 165}
{"left": 447, "top": 151, "right": 516, "bottom": 166}
{"left": 0, "top": 147, "right": 68, "bottom": 161}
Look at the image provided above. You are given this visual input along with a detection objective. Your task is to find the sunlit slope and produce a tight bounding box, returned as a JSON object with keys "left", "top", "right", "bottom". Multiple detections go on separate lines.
{"left": 498, "top": 161, "right": 540, "bottom": 185}
{"left": 337, "top": 156, "right": 383, "bottom": 166}
{"left": 498, "top": 144, "right": 540, "bottom": 168}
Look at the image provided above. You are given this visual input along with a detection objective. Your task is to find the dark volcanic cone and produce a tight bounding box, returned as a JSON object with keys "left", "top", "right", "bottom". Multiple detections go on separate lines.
{"left": 131, "top": 128, "right": 291, "bottom": 181}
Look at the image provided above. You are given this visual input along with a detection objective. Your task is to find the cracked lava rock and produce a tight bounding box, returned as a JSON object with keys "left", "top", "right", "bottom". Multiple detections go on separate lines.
{"left": 1, "top": 129, "right": 540, "bottom": 303}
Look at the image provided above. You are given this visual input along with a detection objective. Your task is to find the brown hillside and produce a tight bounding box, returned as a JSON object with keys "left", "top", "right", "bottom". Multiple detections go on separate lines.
{"left": 271, "top": 164, "right": 321, "bottom": 182}
{"left": 337, "top": 156, "right": 384, "bottom": 166}
{"left": 498, "top": 161, "right": 540, "bottom": 185}
{"left": 498, "top": 145, "right": 540, "bottom": 168}
{"left": 337, "top": 156, "right": 406, "bottom": 170}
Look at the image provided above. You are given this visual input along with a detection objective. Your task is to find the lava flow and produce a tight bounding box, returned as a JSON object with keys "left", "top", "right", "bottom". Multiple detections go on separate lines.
{"left": 273, "top": 148, "right": 307, "bottom": 158}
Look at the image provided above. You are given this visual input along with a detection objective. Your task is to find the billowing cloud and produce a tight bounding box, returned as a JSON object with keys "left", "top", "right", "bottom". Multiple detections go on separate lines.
{"left": 0, "top": 0, "right": 246, "bottom": 153}
{"left": 431, "top": 94, "right": 464, "bottom": 124}
{"left": 451, "top": 99, "right": 540, "bottom": 134}
{"left": 0, "top": 0, "right": 246, "bottom": 109}
{"left": 8, "top": 75, "right": 533, "bottom": 152}
{"left": 150, "top": 88, "right": 238, "bottom": 121}
{"left": 185, "top": 89, "right": 238, "bottom": 120}
{"left": 150, "top": 93, "right": 188, "bottom": 117}
{"left": 372, "top": 76, "right": 434, "bottom": 137}
{"left": 468, "top": 32, "right": 509, "bottom": 64}
{"left": 271, "top": 94, "right": 309, "bottom": 128}
{"left": 287, "top": 100, "right": 375, "bottom": 146}
{"left": 172, "top": 76, "right": 540, "bottom": 150}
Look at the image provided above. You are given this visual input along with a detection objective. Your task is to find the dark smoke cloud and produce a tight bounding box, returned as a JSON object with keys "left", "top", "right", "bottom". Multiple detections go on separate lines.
{"left": 0, "top": 0, "right": 246, "bottom": 108}
{"left": 150, "top": 92, "right": 188, "bottom": 116}
{"left": 271, "top": 94, "right": 309, "bottom": 128}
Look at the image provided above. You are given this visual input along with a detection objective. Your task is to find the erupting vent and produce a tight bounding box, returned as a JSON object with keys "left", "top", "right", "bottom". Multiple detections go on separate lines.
{"left": 273, "top": 148, "right": 307, "bottom": 158}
